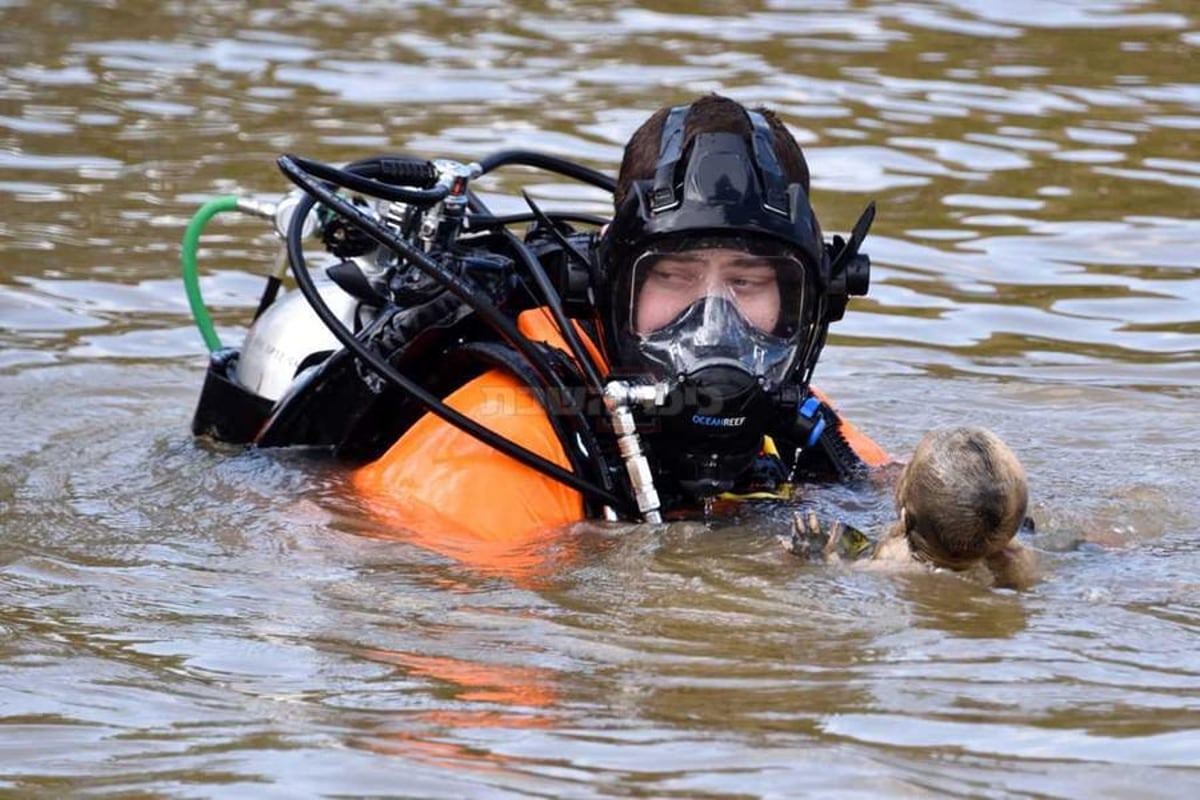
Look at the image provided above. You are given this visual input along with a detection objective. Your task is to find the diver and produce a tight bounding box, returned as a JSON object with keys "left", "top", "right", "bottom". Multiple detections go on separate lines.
{"left": 188, "top": 94, "right": 889, "bottom": 540}
{"left": 350, "top": 94, "right": 888, "bottom": 536}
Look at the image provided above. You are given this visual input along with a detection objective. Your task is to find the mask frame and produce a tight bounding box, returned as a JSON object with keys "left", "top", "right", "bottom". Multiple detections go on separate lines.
{"left": 626, "top": 248, "right": 812, "bottom": 391}
{"left": 601, "top": 104, "right": 833, "bottom": 392}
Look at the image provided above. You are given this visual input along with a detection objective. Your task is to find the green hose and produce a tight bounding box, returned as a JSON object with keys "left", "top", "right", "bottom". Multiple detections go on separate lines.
{"left": 181, "top": 195, "right": 241, "bottom": 352}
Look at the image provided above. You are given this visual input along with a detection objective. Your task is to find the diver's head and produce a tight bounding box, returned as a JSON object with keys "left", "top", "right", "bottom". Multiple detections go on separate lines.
{"left": 600, "top": 95, "right": 829, "bottom": 393}
{"left": 597, "top": 95, "right": 834, "bottom": 498}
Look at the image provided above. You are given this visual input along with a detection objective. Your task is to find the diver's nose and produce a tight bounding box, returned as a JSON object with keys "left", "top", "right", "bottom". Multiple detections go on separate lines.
{"left": 695, "top": 295, "right": 736, "bottom": 347}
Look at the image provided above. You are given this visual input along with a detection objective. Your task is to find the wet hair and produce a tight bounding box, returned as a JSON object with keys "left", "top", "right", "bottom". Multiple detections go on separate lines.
{"left": 614, "top": 93, "right": 811, "bottom": 211}
{"left": 897, "top": 427, "right": 1029, "bottom": 569}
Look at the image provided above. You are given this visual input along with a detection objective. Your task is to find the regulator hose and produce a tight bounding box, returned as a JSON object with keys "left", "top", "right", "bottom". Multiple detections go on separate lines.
{"left": 181, "top": 195, "right": 241, "bottom": 352}
{"left": 477, "top": 150, "right": 616, "bottom": 194}
{"left": 287, "top": 154, "right": 448, "bottom": 206}
{"left": 278, "top": 173, "right": 633, "bottom": 514}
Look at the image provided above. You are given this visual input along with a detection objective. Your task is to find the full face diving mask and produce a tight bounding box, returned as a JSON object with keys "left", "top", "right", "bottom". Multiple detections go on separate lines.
{"left": 627, "top": 241, "right": 810, "bottom": 391}
{"left": 623, "top": 241, "right": 812, "bottom": 498}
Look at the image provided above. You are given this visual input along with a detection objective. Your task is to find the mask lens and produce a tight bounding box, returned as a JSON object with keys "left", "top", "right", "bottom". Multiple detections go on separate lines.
{"left": 629, "top": 248, "right": 807, "bottom": 339}
{"left": 625, "top": 247, "right": 810, "bottom": 391}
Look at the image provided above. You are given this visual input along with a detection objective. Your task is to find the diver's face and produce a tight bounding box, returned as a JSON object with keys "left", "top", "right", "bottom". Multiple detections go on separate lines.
{"left": 634, "top": 248, "right": 781, "bottom": 334}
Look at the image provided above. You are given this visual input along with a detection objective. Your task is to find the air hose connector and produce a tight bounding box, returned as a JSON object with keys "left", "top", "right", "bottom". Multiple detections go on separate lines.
{"left": 603, "top": 380, "right": 666, "bottom": 524}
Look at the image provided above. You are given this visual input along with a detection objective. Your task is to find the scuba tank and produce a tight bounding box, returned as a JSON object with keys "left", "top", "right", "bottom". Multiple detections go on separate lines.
{"left": 237, "top": 280, "right": 362, "bottom": 403}
{"left": 185, "top": 189, "right": 381, "bottom": 444}
{"left": 187, "top": 277, "right": 366, "bottom": 446}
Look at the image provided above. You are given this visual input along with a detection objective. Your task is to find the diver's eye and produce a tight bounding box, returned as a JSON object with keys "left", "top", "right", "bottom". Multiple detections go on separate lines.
{"left": 727, "top": 272, "right": 776, "bottom": 292}
{"left": 646, "top": 262, "right": 701, "bottom": 288}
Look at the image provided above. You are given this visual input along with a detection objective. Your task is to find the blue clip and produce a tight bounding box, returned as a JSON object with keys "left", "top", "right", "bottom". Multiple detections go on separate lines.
{"left": 798, "top": 396, "right": 826, "bottom": 448}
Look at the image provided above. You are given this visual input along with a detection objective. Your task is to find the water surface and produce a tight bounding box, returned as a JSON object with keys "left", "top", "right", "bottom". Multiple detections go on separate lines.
{"left": 2, "top": 1, "right": 1198, "bottom": 796}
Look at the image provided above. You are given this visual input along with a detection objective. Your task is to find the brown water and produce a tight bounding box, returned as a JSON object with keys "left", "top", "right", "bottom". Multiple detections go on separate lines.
{"left": 2, "top": 1, "right": 1198, "bottom": 796}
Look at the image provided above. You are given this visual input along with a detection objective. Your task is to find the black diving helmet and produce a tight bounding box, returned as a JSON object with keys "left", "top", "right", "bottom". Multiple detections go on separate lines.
{"left": 598, "top": 105, "right": 836, "bottom": 497}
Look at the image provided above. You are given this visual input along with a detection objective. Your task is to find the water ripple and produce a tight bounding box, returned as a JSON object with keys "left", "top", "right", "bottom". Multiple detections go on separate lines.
{"left": 1, "top": 1, "right": 1199, "bottom": 795}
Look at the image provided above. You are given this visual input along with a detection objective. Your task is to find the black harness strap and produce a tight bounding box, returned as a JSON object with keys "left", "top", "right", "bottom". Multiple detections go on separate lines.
{"left": 745, "top": 109, "right": 791, "bottom": 216}
{"left": 650, "top": 104, "right": 690, "bottom": 212}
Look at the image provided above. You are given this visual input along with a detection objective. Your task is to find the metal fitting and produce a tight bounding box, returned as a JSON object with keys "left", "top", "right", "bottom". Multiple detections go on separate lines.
{"left": 603, "top": 379, "right": 664, "bottom": 524}
{"left": 236, "top": 197, "right": 276, "bottom": 221}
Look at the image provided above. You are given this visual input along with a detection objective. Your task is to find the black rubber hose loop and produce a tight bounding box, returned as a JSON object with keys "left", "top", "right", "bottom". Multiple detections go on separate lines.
{"left": 286, "top": 154, "right": 448, "bottom": 205}
{"left": 345, "top": 154, "right": 439, "bottom": 188}
{"left": 276, "top": 155, "right": 632, "bottom": 513}
{"left": 477, "top": 150, "right": 616, "bottom": 194}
